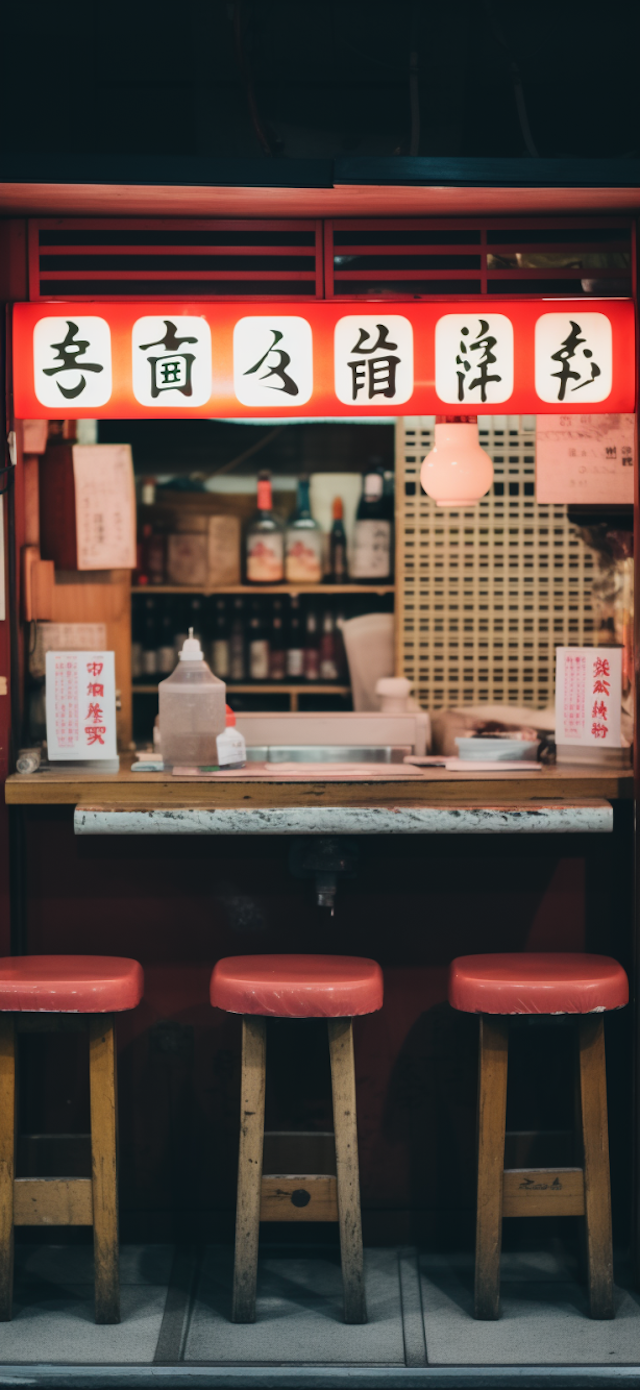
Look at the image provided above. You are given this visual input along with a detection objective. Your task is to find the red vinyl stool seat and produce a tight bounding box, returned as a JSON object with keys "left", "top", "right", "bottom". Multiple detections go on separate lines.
{"left": 211, "top": 954, "right": 384, "bottom": 1326}
{"left": 0, "top": 955, "right": 144, "bottom": 1326}
{"left": 210, "top": 953, "right": 383, "bottom": 1018}
{"left": 0, "top": 955, "right": 144, "bottom": 1013}
{"left": 448, "top": 952, "right": 629, "bottom": 1322}
{"left": 449, "top": 952, "right": 629, "bottom": 1016}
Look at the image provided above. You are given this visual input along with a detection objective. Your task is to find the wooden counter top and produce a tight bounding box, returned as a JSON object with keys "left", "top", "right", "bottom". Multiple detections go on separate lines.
{"left": 5, "top": 759, "right": 633, "bottom": 810}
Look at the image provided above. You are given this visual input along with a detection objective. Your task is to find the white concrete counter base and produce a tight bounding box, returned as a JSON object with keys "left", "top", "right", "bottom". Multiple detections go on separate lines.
{"left": 74, "top": 801, "right": 613, "bottom": 836}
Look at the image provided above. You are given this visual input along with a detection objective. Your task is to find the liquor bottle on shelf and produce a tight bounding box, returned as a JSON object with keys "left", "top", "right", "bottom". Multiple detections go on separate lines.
{"left": 285, "top": 475, "right": 323, "bottom": 584}
{"left": 329, "top": 497, "right": 348, "bottom": 583}
{"left": 188, "top": 595, "right": 205, "bottom": 648}
{"left": 135, "top": 523, "right": 152, "bottom": 585}
{"left": 246, "top": 471, "right": 285, "bottom": 584}
{"left": 350, "top": 462, "right": 393, "bottom": 582}
{"left": 141, "top": 596, "right": 159, "bottom": 682}
{"left": 211, "top": 598, "right": 231, "bottom": 680}
{"left": 156, "top": 603, "right": 176, "bottom": 678}
{"left": 248, "top": 601, "right": 270, "bottom": 680}
{"left": 303, "top": 610, "right": 320, "bottom": 681}
{"left": 320, "top": 612, "right": 338, "bottom": 681}
{"left": 229, "top": 598, "right": 246, "bottom": 681}
{"left": 269, "top": 599, "right": 286, "bottom": 681}
{"left": 333, "top": 611, "right": 348, "bottom": 681}
{"left": 286, "top": 595, "right": 304, "bottom": 678}
{"left": 131, "top": 600, "right": 144, "bottom": 681}
{"left": 173, "top": 598, "right": 189, "bottom": 666}
{"left": 146, "top": 527, "right": 166, "bottom": 585}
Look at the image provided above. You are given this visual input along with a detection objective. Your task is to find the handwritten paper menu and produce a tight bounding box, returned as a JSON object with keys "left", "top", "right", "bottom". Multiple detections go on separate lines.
{"left": 536, "top": 415, "right": 635, "bottom": 504}
{"left": 555, "top": 646, "right": 622, "bottom": 748}
{"left": 46, "top": 651, "right": 117, "bottom": 760}
{"left": 72, "top": 445, "right": 136, "bottom": 570}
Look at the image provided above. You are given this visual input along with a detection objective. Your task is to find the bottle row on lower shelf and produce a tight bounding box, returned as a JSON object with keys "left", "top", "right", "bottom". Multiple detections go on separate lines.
{"left": 133, "top": 592, "right": 350, "bottom": 686}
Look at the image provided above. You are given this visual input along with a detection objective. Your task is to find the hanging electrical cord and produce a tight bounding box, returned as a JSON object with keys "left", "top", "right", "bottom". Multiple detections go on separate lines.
{"left": 233, "top": 1, "right": 274, "bottom": 156}
{"left": 483, "top": 2, "right": 539, "bottom": 158}
{"left": 408, "top": 2, "right": 420, "bottom": 156}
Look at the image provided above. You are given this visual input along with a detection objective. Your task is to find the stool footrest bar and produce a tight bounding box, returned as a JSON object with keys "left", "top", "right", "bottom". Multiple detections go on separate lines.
{"left": 502, "top": 1167, "right": 585, "bottom": 1217}
{"left": 260, "top": 1173, "right": 338, "bottom": 1222}
{"left": 13, "top": 1177, "right": 93, "bottom": 1226}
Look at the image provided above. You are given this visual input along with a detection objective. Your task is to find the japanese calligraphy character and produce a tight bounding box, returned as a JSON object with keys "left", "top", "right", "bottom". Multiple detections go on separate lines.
{"left": 334, "top": 314, "right": 414, "bottom": 406}
{"left": 456, "top": 320, "right": 501, "bottom": 404}
{"left": 591, "top": 723, "right": 608, "bottom": 739}
{"left": 535, "top": 312, "right": 611, "bottom": 405}
{"left": 594, "top": 657, "right": 611, "bottom": 678}
{"left": 347, "top": 323, "right": 402, "bottom": 401}
{"left": 85, "top": 726, "right": 106, "bottom": 746}
{"left": 42, "top": 320, "right": 103, "bottom": 400}
{"left": 593, "top": 678, "right": 610, "bottom": 695}
{"left": 435, "top": 312, "right": 513, "bottom": 406}
{"left": 549, "top": 321, "right": 601, "bottom": 402}
{"left": 87, "top": 683, "right": 104, "bottom": 698}
{"left": 592, "top": 701, "right": 608, "bottom": 719}
{"left": 243, "top": 329, "right": 299, "bottom": 397}
{"left": 86, "top": 662, "right": 103, "bottom": 677}
{"left": 139, "top": 320, "right": 198, "bottom": 399}
{"left": 86, "top": 703, "right": 104, "bottom": 723}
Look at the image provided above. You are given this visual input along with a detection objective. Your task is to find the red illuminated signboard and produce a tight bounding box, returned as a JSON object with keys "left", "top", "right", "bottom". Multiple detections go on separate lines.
{"left": 12, "top": 299, "right": 636, "bottom": 419}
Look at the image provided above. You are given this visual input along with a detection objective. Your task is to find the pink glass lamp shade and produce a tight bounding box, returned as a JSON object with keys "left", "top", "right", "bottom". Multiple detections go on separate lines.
{"left": 420, "top": 417, "right": 494, "bottom": 506}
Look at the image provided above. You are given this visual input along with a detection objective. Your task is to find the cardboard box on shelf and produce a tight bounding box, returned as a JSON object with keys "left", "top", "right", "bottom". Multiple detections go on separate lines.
{"left": 172, "top": 514, "right": 241, "bottom": 586}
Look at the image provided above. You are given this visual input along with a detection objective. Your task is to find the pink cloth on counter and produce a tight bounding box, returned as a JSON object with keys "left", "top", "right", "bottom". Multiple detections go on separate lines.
{"left": 448, "top": 952, "right": 629, "bottom": 1015}
{"left": 210, "top": 953, "right": 384, "bottom": 1018}
{"left": 0, "top": 956, "right": 144, "bottom": 1012}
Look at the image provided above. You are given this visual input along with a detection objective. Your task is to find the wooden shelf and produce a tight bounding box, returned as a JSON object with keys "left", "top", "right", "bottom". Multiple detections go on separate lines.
{"left": 133, "top": 680, "right": 351, "bottom": 711}
{"left": 133, "top": 684, "right": 350, "bottom": 695}
{"left": 131, "top": 585, "right": 394, "bottom": 597}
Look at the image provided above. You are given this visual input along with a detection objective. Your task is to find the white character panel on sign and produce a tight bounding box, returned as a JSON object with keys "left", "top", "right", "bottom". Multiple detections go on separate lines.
{"left": 535, "top": 312, "right": 612, "bottom": 404}
{"left": 33, "top": 317, "right": 112, "bottom": 409}
{"left": 334, "top": 315, "right": 413, "bottom": 406}
{"left": 435, "top": 314, "right": 514, "bottom": 406}
{"left": 233, "top": 317, "right": 313, "bottom": 407}
{"left": 132, "top": 317, "right": 212, "bottom": 407}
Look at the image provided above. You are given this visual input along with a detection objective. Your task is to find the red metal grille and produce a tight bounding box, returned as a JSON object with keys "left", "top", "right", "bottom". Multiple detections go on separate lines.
{"left": 324, "top": 218, "right": 633, "bottom": 298}
{"left": 28, "top": 216, "right": 634, "bottom": 302}
{"left": 28, "top": 218, "right": 324, "bottom": 300}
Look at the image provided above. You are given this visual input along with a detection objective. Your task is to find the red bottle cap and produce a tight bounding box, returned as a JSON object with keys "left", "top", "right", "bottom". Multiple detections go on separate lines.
{"left": 332, "top": 497, "right": 343, "bottom": 519}
{"left": 225, "top": 704, "right": 236, "bottom": 726}
{"left": 257, "top": 477, "right": 272, "bottom": 511}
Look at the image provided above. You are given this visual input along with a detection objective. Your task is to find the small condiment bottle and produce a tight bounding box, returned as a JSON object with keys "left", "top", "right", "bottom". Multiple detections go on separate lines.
{"left": 216, "top": 705, "right": 247, "bottom": 770}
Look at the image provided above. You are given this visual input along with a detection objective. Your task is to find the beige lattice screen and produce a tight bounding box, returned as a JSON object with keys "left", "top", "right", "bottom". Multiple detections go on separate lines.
{"left": 395, "top": 416, "right": 596, "bottom": 711}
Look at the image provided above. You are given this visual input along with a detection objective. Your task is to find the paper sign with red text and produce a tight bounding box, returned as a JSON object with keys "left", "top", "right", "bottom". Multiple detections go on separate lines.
{"left": 46, "top": 651, "right": 117, "bottom": 760}
{"left": 555, "top": 646, "right": 622, "bottom": 747}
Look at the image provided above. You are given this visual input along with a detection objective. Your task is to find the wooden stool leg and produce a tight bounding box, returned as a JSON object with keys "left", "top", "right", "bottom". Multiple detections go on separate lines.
{"left": 474, "top": 1016, "right": 508, "bottom": 1320}
{"left": 328, "top": 1017, "right": 366, "bottom": 1325}
{"left": 0, "top": 1017, "right": 15, "bottom": 1321}
{"left": 578, "top": 1016, "right": 614, "bottom": 1319}
{"left": 89, "top": 1015, "right": 120, "bottom": 1325}
{"left": 232, "top": 1015, "right": 267, "bottom": 1323}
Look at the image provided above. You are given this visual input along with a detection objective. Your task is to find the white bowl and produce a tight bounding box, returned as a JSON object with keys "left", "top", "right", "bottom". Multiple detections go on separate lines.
{"left": 455, "top": 737, "right": 539, "bottom": 762}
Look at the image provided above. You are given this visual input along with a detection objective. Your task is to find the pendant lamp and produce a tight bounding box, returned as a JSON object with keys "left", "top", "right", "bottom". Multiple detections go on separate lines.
{"left": 420, "top": 416, "right": 493, "bottom": 507}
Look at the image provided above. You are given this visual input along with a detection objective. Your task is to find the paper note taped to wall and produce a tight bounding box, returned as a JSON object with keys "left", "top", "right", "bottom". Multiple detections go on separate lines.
{"left": 72, "top": 445, "right": 136, "bottom": 570}
{"left": 536, "top": 414, "right": 635, "bottom": 504}
{"left": 555, "top": 646, "right": 622, "bottom": 748}
{"left": 46, "top": 650, "right": 116, "bottom": 760}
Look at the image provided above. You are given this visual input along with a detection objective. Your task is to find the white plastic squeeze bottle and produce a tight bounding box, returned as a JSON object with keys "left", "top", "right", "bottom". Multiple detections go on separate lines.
{"left": 158, "top": 628, "right": 226, "bottom": 768}
{"left": 216, "top": 705, "right": 247, "bottom": 770}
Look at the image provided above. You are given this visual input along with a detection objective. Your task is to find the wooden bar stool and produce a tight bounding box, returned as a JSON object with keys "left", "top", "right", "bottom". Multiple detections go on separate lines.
{"left": 449, "top": 952, "right": 628, "bottom": 1321}
{"left": 210, "top": 953, "right": 383, "bottom": 1325}
{"left": 0, "top": 955, "right": 144, "bottom": 1324}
